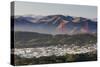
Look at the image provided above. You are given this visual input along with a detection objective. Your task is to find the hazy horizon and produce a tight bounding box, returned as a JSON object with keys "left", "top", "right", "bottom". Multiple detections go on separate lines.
{"left": 14, "top": 1, "right": 97, "bottom": 19}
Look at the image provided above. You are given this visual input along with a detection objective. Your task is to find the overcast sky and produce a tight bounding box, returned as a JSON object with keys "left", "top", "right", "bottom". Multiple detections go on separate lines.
{"left": 14, "top": 1, "right": 97, "bottom": 19}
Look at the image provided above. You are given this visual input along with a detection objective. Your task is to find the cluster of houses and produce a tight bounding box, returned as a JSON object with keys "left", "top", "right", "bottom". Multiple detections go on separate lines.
{"left": 13, "top": 44, "right": 97, "bottom": 58}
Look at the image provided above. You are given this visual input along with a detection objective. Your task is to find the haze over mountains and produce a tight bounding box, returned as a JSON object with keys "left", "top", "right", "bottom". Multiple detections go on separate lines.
{"left": 12, "top": 15, "right": 97, "bottom": 35}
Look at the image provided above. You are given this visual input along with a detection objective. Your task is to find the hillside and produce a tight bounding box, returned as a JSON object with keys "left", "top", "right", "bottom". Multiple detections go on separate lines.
{"left": 14, "top": 31, "right": 97, "bottom": 48}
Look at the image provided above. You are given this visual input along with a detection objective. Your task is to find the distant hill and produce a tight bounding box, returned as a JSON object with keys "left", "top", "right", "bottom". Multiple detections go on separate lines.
{"left": 14, "top": 31, "right": 97, "bottom": 48}
{"left": 12, "top": 15, "right": 97, "bottom": 35}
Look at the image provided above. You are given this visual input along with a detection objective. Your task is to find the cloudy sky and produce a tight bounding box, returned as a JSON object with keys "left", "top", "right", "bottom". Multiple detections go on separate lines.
{"left": 14, "top": 1, "right": 97, "bottom": 19}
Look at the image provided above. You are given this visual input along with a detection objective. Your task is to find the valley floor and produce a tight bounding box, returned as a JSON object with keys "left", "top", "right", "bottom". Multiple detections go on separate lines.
{"left": 12, "top": 44, "right": 97, "bottom": 58}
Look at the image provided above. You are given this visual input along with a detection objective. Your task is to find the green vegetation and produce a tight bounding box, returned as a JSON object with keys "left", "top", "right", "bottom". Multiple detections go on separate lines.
{"left": 13, "top": 51, "right": 97, "bottom": 66}
{"left": 12, "top": 31, "right": 97, "bottom": 66}
{"left": 14, "top": 31, "right": 97, "bottom": 48}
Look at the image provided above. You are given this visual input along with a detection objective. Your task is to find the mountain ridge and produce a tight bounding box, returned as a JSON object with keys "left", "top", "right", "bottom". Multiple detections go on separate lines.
{"left": 12, "top": 15, "right": 97, "bottom": 35}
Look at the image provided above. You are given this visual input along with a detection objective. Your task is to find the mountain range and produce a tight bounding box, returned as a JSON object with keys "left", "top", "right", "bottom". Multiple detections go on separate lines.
{"left": 12, "top": 15, "right": 97, "bottom": 35}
